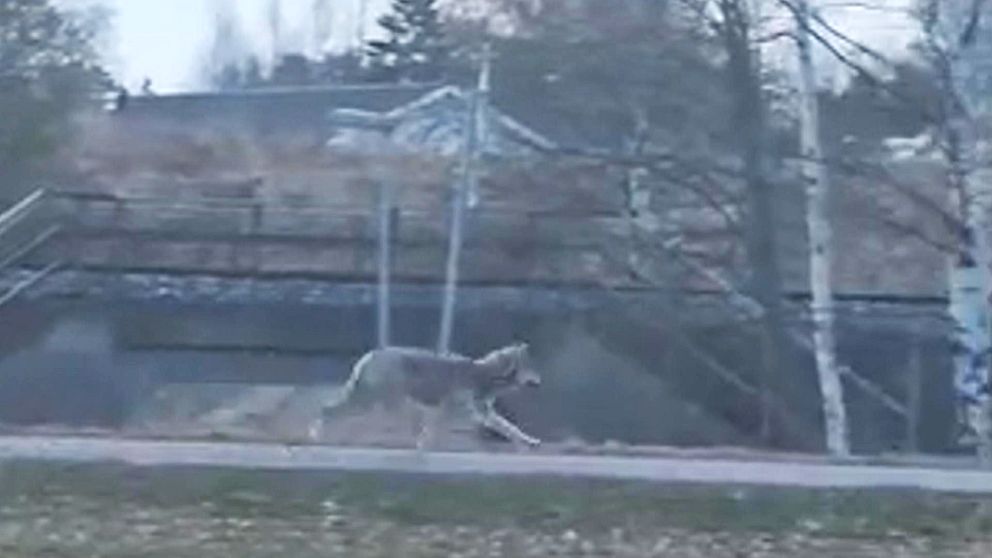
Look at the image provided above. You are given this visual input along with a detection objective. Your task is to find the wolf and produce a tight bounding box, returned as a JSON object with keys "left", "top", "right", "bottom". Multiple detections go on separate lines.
{"left": 313, "top": 343, "right": 542, "bottom": 450}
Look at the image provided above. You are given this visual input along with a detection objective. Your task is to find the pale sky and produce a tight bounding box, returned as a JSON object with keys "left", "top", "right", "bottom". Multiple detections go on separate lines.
{"left": 765, "top": 0, "right": 920, "bottom": 90}
{"left": 85, "top": 0, "right": 391, "bottom": 93}
{"left": 67, "top": 0, "right": 920, "bottom": 94}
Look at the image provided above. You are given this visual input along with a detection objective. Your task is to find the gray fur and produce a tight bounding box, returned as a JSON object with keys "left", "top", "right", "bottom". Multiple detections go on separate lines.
{"left": 315, "top": 343, "right": 541, "bottom": 450}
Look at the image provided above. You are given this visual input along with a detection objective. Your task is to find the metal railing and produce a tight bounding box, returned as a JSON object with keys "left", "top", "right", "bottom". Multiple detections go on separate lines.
{"left": 0, "top": 189, "right": 63, "bottom": 309}
{"left": 0, "top": 187, "right": 734, "bottom": 295}
{"left": 0, "top": 188, "right": 48, "bottom": 237}
{"left": 46, "top": 189, "right": 670, "bottom": 287}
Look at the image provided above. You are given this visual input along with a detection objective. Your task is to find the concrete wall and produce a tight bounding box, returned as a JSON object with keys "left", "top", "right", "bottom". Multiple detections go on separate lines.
{"left": 0, "top": 297, "right": 741, "bottom": 447}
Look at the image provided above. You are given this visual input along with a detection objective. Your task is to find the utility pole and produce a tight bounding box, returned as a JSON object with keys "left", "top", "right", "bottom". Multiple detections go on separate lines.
{"left": 468, "top": 44, "right": 491, "bottom": 210}
{"left": 794, "top": 0, "right": 850, "bottom": 457}
{"left": 438, "top": 43, "right": 490, "bottom": 354}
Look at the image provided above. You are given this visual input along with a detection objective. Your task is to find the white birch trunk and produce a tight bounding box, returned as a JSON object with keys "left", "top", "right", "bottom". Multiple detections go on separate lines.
{"left": 947, "top": 138, "right": 992, "bottom": 464}
{"left": 795, "top": 0, "right": 850, "bottom": 457}
{"left": 933, "top": 0, "right": 992, "bottom": 464}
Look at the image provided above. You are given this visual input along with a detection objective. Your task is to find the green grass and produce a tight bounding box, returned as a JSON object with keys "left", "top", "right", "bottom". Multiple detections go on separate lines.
{"left": 1, "top": 460, "right": 991, "bottom": 539}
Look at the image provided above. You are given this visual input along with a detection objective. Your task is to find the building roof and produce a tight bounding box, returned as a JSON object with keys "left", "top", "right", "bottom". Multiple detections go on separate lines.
{"left": 327, "top": 85, "right": 557, "bottom": 157}
{"left": 115, "top": 84, "right": 441, "bottom": 138}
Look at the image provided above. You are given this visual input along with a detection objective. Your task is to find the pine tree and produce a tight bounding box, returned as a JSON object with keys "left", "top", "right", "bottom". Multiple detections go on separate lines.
{"left": 366, "top": 0, "right": 449, "bottom": 83}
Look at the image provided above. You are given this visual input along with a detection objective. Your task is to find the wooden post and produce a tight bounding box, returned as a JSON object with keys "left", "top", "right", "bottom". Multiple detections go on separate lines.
{"left": 377, "top": 182, "right": 393, "bottom": 349}
{"left": 905, "top": 326, "right": 923, "bottom": 454}
{"left": 250, "top": 200, "right": 263, "bottom": 274}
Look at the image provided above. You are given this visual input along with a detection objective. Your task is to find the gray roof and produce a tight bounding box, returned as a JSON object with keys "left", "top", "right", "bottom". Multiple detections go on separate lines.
{"left": 114, "top": 83, "right": 563, "bottom": 155}
{"left": 116, "top": 84, "right": 440, "bottom": 138}
{"left": 326, "top": 85, "right": 557, "bottom": 158}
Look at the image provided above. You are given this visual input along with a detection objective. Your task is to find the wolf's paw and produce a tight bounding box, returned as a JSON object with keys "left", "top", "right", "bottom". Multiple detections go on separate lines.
{"left": 306, "top": 419, "right": 324, "bottom": 442}
{"left": 516, "top": 436, "right": 541, "bottom": 451}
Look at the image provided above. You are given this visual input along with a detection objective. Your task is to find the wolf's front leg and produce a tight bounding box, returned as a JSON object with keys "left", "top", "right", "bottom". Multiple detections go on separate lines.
{"left": 306, "top": 417, "right": 324, "bottom": 442}
{"left": 472, "top": 399, "right": 540, "bottom": 449}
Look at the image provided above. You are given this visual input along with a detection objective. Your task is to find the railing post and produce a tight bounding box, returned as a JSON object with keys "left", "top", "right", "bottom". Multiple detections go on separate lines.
{"left": 377, "top": 182, "right": 393, "bottom": 349}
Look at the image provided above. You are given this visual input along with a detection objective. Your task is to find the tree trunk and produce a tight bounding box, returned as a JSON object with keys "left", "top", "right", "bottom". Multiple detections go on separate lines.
{"left": 947, "top": 154, "right": 992, "bottom": 463}
{"left": 794, "top": 0, "right": 850, "bottom": 457}
{"left": 721, "top": 0, "right": 791, "bottom": 447}
{"left": 948, "top": 228, "right": 992, "bottom": 464}
{"left": 926, "top": 0, "right": 992, "bottom": 465}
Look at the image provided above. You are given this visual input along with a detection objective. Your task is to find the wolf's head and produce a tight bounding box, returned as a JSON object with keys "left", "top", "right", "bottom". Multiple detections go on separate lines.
{"left": 480, "top": 342, "right": 541, "bottom": 390}
{"left": 510, "top": 342, "right": 541, "bottom": 388}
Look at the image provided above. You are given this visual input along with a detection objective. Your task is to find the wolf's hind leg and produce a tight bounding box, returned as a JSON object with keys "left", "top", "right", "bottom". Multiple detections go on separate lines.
{"left": 414, "top": 403, "right": 444, "bottom": 452}
{"left": 310, "top": 379, "right": 376, "bottom": 442}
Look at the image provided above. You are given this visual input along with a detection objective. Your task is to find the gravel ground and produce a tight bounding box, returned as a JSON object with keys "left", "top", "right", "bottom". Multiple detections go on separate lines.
{"left": 1, "top": 463, "right": 992, "bottom": 557}
{"left": 126, "top": 383, "right": 498, "bottom": 450}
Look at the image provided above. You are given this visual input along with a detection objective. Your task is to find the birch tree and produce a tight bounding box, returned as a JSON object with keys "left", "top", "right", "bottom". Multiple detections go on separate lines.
{"left": 680, "top": 0, "right": 905, "bottom": 452}
{"left": 792, "top": 0, "right": 849, "bottom": 456}
{"left": 464, "top": 0, "right": 908, "bottom": 449}
{"left": 918, "top": 0, "right": 992, "bottom": 463}
{"left": 0, "top": 0, "right": 110, "bottom": 201}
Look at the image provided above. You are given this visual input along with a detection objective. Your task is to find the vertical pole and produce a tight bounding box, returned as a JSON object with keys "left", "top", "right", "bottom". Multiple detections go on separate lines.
{"left": 905, "top": 325, "right": 923, "bottom": 454}
{"left": 795, "top": 0, "right": 850, "bottom": 457}
{"left": 377, "top": 182, "right": 392, "bottom": 349}
{"left": 468, "top": 44, "right": 491, "bottom": 210}
{"left": 438, "top": 44, "right": 489, "bottom": 355}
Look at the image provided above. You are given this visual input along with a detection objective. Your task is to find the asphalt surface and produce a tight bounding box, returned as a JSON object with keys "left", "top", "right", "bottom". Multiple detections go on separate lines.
{"left": 2, "top": 435, "right": 992, "bottom": 494}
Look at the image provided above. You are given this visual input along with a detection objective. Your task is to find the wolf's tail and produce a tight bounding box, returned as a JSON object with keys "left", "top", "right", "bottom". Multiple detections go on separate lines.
{"left": 326, "top": 350, "right": 374, "bottom": 408}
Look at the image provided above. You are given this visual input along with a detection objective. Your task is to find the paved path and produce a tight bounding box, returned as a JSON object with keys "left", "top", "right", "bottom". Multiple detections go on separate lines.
{"left": 2, "top": 435, "right": 992, "bottom": 494}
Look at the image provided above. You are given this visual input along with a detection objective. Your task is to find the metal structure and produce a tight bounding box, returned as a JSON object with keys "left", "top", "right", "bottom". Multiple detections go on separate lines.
{"left": 0, "top": 189, "right": 63, "bottom": 310}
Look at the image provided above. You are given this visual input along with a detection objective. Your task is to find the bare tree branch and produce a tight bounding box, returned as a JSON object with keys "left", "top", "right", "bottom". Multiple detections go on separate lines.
{"left": 674, "top": 331, "right": 762, "bottom": 396}
{"left": 594, "top": 247, "right": 824, "bottom": 445}
{"left": 829, "top": 155, "right": 966, "bottom": 240}
{"left": 775, "top": 0, "right": 942, "bottom": 124}
{"left": 959, "top": 0, "right": 990, "bottom": 47}
{"left": 638, "top": 236, "right": 909, "bottom": 418}
{"left": 754, "top": 30, "right": 796, "bottom": 44}
{"left": 876, "top": 214, "right": 958, "bottom": 255}
{"left": 809, "top": 9, "right": 893, "bottom": 66}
